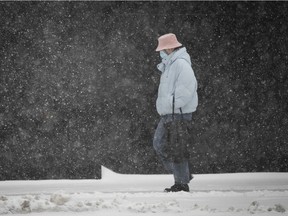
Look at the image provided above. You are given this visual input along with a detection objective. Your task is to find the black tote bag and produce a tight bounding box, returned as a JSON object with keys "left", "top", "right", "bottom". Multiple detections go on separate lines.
{"left": 164, "top": 96, "right": 191, "bottom": 163}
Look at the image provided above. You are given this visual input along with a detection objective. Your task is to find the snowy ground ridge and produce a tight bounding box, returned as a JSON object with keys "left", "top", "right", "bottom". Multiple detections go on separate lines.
{"left": 1, "top": 166, "right": 288, "bottom": 215}
{"left": 1, "top": 190, "right": 288, "bottom": 215}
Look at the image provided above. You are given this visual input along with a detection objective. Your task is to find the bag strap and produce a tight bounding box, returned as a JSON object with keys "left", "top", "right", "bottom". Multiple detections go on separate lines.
{"left": 172, "top": 95, "right": 175, "bottom": 119}
{"left": 172, "top": 95, "right": 183, "bottom": 120}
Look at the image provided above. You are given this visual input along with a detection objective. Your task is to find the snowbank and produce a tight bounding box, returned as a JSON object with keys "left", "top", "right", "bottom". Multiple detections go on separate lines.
{"left": 1, "top": 190, "right": 287, "bottom": 215}
{"left": 1, "top": 166, "right": 288, "bottom": 215}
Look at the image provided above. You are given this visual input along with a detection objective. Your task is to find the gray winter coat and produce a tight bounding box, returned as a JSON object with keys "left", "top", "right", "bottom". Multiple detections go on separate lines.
{"left": 156, "top": 47, "right": 198, "bottom": 116}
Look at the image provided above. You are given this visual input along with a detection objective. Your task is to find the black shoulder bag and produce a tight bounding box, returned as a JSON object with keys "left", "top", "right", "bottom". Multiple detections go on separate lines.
{"left": 164, "top": 96, "right": 191, "bottom": 163}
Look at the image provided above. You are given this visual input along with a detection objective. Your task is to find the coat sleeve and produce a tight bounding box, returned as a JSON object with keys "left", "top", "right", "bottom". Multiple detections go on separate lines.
{"left": 173, "top": 59, "right": 197, "bottom": 110}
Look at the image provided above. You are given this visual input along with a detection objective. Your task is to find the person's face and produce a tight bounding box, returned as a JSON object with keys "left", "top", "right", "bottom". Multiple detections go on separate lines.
{"left": 164, "top": 48, "right": 174, "bottom": 55}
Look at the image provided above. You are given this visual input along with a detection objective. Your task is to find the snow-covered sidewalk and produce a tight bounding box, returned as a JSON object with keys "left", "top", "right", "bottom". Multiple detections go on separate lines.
{"left": 1, "top": 166, "right": 288, "bottom": 215}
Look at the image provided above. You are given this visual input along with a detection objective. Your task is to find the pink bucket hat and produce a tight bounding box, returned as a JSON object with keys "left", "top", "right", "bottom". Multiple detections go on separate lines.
{"left": 156, "top": 33, "right": 182, "bottom": 51}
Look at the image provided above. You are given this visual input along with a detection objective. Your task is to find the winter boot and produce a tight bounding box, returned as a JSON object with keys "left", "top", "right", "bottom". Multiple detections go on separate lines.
{"left": 164, "top": 183, "right": 190, "bottom": 192}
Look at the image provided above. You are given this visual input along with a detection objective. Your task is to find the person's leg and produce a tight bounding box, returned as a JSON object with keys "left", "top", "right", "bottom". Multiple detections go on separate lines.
{"left": 153, "top": 118, "right": 173, "bottom": 173}
{"left": 173, "top": 160, "right": 190, "bottom": 184}
{"left": 164, "top": 160, "right": 190, "bottom": 192}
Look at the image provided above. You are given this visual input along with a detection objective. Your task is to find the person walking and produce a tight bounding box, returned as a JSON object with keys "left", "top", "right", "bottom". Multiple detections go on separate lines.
{"left": 153, "top": 33, "right": 198, "bottom": 192}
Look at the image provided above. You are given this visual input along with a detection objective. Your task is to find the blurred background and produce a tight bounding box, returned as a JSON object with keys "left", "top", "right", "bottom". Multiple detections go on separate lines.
{"left": 0, "top": 1, "right": 287, "bottom": 180}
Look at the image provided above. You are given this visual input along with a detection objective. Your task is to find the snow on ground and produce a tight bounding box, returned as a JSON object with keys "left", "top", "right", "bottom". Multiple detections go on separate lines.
{"left": 1, "top": 166, "right": 288, "bottom": 216}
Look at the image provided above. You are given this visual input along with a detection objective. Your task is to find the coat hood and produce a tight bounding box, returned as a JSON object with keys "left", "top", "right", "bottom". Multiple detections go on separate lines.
{"left": 170, "top": 47, "right": 191, "bottom": 65}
